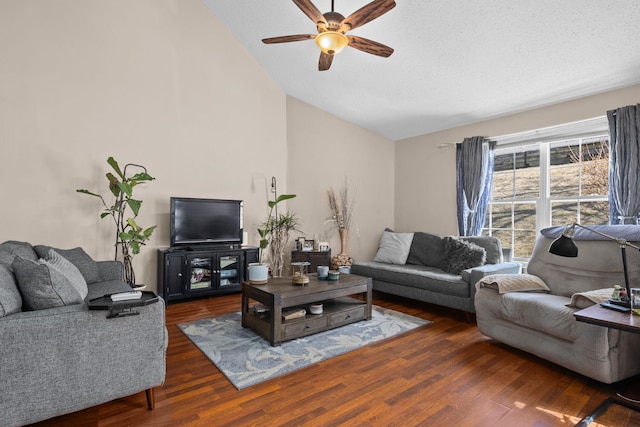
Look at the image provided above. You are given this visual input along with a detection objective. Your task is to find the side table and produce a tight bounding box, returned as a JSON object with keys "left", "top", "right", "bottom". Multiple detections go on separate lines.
{"left": 88, "top": 291, "right": 159, "bottom": 319}
{"left": 574, "top": 304, "right": 640, "bottom": 426}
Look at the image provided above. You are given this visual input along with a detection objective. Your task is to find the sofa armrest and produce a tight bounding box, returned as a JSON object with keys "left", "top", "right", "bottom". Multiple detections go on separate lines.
{"left": 0, "top": 300, "right": 166, "bottom": 426}
{"left": 462, "top": 262, "right": 522, "bottom": 297}
{"left": 97, "top": 260, "right": 123, "bottom": 281}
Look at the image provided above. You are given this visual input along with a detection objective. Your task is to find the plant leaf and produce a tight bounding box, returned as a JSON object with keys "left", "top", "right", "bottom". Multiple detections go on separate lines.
{"left": 106, "top": 173, "right": 121, "bottom": 198}
{"left": 127, "top": 199, "right": 142, "bottom": 216}
{"left": 119, "top": 182, "right": 133, "bottom": 198}
{"left": 107, "top": 157, "right": 125, "bottom": 180}
{"left": 131, "top": 172, "right": 155, "bottom": 182}
{"left": 76, "top": 189, "right": 101, "bottom": 197}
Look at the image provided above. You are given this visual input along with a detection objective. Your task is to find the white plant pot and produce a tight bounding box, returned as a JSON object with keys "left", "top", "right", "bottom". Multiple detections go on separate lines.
{"left": 248, "top": 263, "right": 269, "bottom": 284}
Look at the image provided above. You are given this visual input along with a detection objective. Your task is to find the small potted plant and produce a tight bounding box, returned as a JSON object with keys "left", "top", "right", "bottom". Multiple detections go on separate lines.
{"left": 248, "top": 193, "right": 297, "bottom": 284}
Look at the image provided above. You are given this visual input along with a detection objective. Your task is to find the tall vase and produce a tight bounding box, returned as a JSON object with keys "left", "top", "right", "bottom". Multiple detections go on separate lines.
{"left": 331, "top": 229, "right": 353, "bottom": 269}
{"left": 339, "top": 229, "right": 348, "bottom": 255}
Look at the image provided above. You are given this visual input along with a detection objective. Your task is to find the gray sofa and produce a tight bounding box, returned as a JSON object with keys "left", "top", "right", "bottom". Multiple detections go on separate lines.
{"left": 475, "top": 226, "right": 640, "bottom": 384}
{"left": 0, "top": 241, "right": 167, "bottom": 426}
{"left": 351, "top": 230, "right": 521, "bottom": 315}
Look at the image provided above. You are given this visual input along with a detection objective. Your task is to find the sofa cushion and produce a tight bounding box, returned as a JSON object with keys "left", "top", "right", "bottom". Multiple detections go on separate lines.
{"left": 0, "top": 241, "right": 37, "bottom": 268}
{"left": 12, "top": 256, "right": 84, "bottom": 310}
{"left": 373, "top": 230, "right": 414, "bottom": 265}
{"left": 351, "top": 261, "right": 470, "bottom": 298}
{"left": 44, "top": 249, "right": 88, "bottom": 299}
{"left": 476, "top": 291, "right": 580, "bottom": 342}
{"left": 0, "top": 265, "right": 22, "bottom": 317}
{"left": 441, "top": 237, "right": 486, "bottom": 274}
{"left": 34, "top": 245, "right": 101, "bottom": 284}
{"left": 406, "top": 232, "right": 446, "bottom": 268}
{"left": 461, "top": 236, "right": 502, "bottom": 264}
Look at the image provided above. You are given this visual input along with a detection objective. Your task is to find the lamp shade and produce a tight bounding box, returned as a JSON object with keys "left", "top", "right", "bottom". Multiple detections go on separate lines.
{"left": 549, "top": 234, "right": 578, "bottom": 257}
{"left": 315, "top": 31, "right": 349, "bottom": 55}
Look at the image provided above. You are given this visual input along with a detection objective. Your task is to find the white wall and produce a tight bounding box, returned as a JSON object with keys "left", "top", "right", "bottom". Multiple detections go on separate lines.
{"left": 0, "top": 0, "right": 288, "bottom": 291}
{"left": 286, "top": 97, "right": 395, "bottom": 262}
{"left": 395, "top": 84, "right": 640, "bottom": 235}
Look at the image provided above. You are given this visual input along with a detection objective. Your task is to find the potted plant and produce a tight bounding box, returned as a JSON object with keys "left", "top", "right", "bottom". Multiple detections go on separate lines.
{"left": 248, "top": 193, "right": 297, "bottom": 284}
{"left": 77, "top": 157, "right": 156, "bottom": 286}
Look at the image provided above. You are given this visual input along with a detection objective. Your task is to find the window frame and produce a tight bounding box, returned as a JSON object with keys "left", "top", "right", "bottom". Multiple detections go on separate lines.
{"left": 483, "top": 117, "right": 610, "bottom": 262}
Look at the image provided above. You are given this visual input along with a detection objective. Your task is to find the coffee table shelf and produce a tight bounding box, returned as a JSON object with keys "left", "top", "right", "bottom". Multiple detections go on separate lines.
{"left": 242, "top": 275, "right": 372, "bottom": 346}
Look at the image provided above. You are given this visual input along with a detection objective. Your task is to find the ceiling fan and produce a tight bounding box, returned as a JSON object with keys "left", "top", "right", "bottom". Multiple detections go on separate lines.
{"left": 262, "top": 0, "right": 396, "bottom": 71}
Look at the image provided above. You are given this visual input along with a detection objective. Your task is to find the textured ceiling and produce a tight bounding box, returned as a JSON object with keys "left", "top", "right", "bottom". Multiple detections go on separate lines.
{"left": 203, "top": 0, "right": 640, "bottom": 141}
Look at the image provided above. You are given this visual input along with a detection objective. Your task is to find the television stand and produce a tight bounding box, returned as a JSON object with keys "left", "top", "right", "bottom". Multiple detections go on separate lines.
{"left": 157, "top": 246, "right": 258, "bottom": 304}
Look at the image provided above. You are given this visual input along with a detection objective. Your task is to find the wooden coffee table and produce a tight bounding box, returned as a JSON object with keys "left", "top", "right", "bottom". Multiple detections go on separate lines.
{"left": 241, "top": 274, "right": 372, "bottom": 346}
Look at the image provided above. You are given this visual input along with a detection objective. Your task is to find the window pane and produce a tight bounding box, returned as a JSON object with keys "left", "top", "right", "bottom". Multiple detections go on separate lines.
{"left": 514, "top": 230, "right": 536, "bottom": 258}
{"left": 492, "top": 229, "right": 513, "bottom": 253}
{"left": 491, "top": 204, "right": 512, "bottom": 229}
{"left": 493, "top": 148, "right": 539, "bottom": 200}
{"left": 581, "top": 138, "right": 609, "bottom": 197}
{"left": 580, "top": 201, "right": 610, "bottom": 225}
{"left": 550, "top": 143, "right": 580, "bottom": 197}
{"left": 551, "top": 201, "right": 578, "bottom": 225}
{"left": 513, "top": 203, "right": 536, "bottom": 230}
{"left": 514, "top": 148, "right": 539, "bottom": 199}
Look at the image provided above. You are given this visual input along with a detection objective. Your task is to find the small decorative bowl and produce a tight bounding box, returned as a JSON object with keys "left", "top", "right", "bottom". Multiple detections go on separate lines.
{"left": 309, "top": 303, "right": 323, "bottom": 314}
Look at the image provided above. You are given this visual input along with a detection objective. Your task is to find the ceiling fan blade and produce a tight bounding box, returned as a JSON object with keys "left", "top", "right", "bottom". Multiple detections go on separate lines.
{"left": 348, "top": 35, "right": 394, "bottom": 57}
{"left": 293, "top": 0, "right": 327, "bottom": 26}
{"left": 262, "top": 34, "right": 316, "bottom": 44}
{"left": 340, "top": 0, "right": 396, "bottom": 32}
{"left": 318, "top": 52, "right": 333, "bottom": 71}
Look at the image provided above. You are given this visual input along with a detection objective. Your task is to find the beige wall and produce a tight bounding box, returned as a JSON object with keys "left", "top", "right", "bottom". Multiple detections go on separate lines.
{"left": 395, "top": 84, "right": 640, "bottom": 235}
{"left": 0, "top": 0, "right": 288, "bottom": 291}
{"left": 286, "top": 97, "right": 395, "bottom": 263}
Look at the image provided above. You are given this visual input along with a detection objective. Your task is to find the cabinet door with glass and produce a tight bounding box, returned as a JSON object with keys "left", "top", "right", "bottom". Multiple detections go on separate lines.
{"left": 187, "top": 254, "right": 215, "bottom": 293}
{"left": 217, "top": 251, "right": 243, "bottom": 289}
{"left": 186, "top": 251, "right": 243, "bottom": 293}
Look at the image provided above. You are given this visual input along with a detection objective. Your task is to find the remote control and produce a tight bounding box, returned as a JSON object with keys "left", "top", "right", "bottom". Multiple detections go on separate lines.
{"left": 600, "top": 302, "right": 631, "bottom": 312}
{"left": 111, "top": 291, "right": 143, "bottom": 302}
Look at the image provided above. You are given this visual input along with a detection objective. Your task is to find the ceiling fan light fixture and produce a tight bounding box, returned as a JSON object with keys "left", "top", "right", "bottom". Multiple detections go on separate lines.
{"left": 315, "top": 31, "right": 348, "bottom": 55}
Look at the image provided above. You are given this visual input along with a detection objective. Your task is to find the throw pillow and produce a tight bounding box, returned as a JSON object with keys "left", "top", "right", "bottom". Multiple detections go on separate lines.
{"left": 12, "top": 256, "right": 84, "bottom": 311}
{"left": 461, "top": 236, "right": 502, "bottom": 264}
{"left": 44, "top": 249, "right": 88, "bottom": 299}
{"left": 373, "top": 230, "right": 415, "bottom": 265}
{"left": 477, "top": 273, "right": 551, "bottom": 294}
{"left": 34, "top": 245, "right": 100, "bottom": 284}
{"left": 406, "top": 232, "right": 445, "bottom": 267}
{"left": 440, "top": 236, "right": 486, "bottom": 274}
{"left": 0, "top": 265, "right": 22, "bottom": 317}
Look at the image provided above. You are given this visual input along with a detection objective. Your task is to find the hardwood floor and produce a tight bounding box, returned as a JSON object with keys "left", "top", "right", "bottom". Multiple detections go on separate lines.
{"left": 32, "top": 292, "right": 640, "bottom": 426}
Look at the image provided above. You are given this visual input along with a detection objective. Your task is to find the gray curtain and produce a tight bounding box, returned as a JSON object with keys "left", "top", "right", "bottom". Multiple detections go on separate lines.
{"left": 608, "top": 104, "right": 640, "bottom": 224}
{"left": 456, "top": 136, "right": 496, "bottom": 236}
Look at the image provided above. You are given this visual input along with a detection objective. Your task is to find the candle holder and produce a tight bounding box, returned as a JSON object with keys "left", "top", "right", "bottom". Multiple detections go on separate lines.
{"left": 291, "top": 261, "right": 311, "bottom": 285}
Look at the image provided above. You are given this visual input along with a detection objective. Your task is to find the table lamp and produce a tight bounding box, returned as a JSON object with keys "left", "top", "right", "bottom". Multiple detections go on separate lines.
{"left": 549, "top": 223, "right": 640, "bottom": 307}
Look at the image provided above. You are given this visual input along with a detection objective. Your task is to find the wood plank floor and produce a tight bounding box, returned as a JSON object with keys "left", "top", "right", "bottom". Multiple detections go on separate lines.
{"left": 31, "top": 292, "right": 640, "bottom": 426}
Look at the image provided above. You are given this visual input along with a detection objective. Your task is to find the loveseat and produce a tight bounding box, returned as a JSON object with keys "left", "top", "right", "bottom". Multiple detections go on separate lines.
{"left": 0, "top": 241, "right": 167, "bottom": 426}
{"left": 475, "top": 226, "right": 640, "bottom": 384}
{"left": 350, "top": 230, "right": 521, "bottom": 316}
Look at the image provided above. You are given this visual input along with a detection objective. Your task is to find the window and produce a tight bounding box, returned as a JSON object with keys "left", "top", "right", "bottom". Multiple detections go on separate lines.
{"left": 483, "top": 130, "right": 609, "bottom": 260}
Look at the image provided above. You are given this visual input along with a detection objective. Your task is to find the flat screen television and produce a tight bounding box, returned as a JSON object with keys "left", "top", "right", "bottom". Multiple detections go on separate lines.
{"left": 170, "top": 197, "right": 243, "bottom": 247}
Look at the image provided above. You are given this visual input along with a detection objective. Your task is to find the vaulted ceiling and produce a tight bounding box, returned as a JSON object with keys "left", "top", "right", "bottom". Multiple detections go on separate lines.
{"left": 203, "top": 1, "right": 640, "bottom": 141}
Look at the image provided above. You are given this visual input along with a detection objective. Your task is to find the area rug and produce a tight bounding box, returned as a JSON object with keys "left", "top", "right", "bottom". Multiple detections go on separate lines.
{"left": 178, "top": 306, "right": 430, "bottom": 389}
